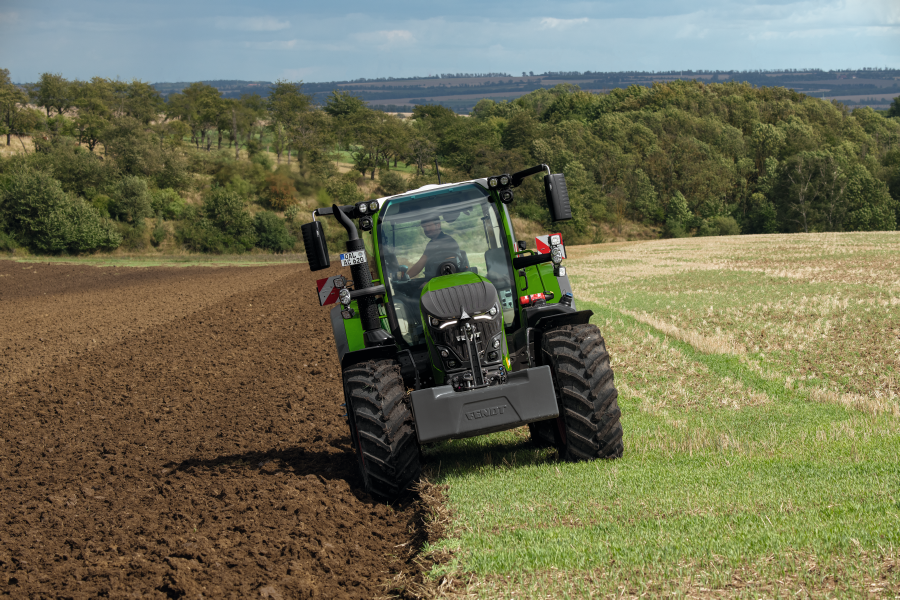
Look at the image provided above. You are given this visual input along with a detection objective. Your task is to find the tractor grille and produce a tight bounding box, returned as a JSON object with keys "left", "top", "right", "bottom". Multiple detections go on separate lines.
{"left": 435, "top": 319, "right": 501, "bottom": 364}
{"left": 421, "top": 279, "right": 503, "bottom": 370}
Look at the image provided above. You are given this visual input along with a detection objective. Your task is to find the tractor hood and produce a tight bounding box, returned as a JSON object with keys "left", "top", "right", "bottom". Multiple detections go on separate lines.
{"left": 419, "top": 272, "right": 507, "bottom": 391}
{"left": 420, "top": 272, "right": 497, "bottom": 320}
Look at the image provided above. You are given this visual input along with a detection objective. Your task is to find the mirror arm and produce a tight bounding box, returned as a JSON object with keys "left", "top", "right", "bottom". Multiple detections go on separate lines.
{"left": 331, "top": 203, "right": 359, "bottom": 241}
{"left": 511, "top": 164, "right": 550, "bottom": 187}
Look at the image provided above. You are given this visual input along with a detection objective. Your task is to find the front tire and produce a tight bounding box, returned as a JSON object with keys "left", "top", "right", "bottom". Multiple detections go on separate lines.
{"left": 343, "top": 359, "right": 421, "bottom": 501}
{"left": 540, "top": 324, "right": 624, "bottom": 460}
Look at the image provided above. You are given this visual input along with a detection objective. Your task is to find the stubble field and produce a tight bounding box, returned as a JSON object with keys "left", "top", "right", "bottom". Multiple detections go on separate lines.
{"left": 423, "top": 231, "right": 900, "bottom": 598}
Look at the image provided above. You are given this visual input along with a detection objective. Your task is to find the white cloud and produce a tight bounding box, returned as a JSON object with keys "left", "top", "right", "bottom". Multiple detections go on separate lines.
{"left": 215, "top": 16, "right": 290, "bottom": 32}
{"left": 539, "top": 17, "right": 589, "bottom": 29}
{"left": 245, "top": 39, "right": 299, "bottom": 50}
{"left": 354, "top": 29, "right": 416, "bottom": 47}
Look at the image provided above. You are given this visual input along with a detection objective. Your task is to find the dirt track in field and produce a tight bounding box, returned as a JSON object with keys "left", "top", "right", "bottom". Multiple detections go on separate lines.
{"left": 0, "top": 260, "right": 425, "bottom": 599}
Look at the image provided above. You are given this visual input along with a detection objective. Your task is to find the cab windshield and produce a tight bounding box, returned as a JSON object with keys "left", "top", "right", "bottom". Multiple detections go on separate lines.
{"left": 377, "top": 184, "right": 515, "bottom": 346}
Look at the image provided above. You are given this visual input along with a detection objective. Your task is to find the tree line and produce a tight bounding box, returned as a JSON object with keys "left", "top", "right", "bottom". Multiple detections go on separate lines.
{"left": 1, "top": 68, "right": 899, "bottom": 256}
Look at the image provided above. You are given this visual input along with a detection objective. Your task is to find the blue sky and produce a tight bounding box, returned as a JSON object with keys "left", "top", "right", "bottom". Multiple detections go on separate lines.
{"left": 1, "top": 0, "right": 897, "bottom": 83}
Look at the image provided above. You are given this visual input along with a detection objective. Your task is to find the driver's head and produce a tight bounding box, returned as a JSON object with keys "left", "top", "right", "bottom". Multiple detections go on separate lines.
{"left": 420, "top": 217, "right": 442, "bottom": 240}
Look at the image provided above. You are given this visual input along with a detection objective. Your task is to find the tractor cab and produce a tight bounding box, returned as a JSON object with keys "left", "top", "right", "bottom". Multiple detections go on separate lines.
{"left": 376, "top": 182, "right": 516, "bottom": 347}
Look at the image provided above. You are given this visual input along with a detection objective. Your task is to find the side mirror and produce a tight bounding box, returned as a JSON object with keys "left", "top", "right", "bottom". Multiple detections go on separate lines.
{"left": 301, "top": 221, "right": 330, "bottom": 271}
{"left": 516, "top": 240, "right": 527, "bottom": 252}
{"left": 544, "top": 173, "right": 572, "bottom": 222}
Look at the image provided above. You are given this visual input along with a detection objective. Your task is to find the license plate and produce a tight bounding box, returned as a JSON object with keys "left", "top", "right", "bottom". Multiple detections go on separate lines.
{"left": 339, "top": 250, "right": 366, "bottom": 266}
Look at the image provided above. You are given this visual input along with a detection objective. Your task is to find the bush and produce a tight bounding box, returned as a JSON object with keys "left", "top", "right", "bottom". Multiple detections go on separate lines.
{"left": 150, "top": 188, "right": 187, "bottom": 220}
{"left": 262, "top": 171, "right": 297, "bottom": 210}
{"left": 250, "top": 151, "right": 273, "bottom": 170}
{"left": 104, "top": 116, "right": 164, "bottom": 178}
{"left": 155, "top": 152, "right": 191, "bottom": 191}
{"left": 0, "top": 229, "right": 17, "bottom": 252}
{"left": 211, "top": 157, "right": 267, "bottom": 199}
{"left": 253, "top": 211, "right": 296, "bottom": 253}
{"left": 31, "top": 138, "right": 119, "bottom": 199}
{"left": 379, "top": 170, "right": 407, "bottom": 196}
{"left": 177, "top": 187, "right": 256, "bottom": 254}
{"left": 151, "top": 218, "right": 167, "bottom": 247}
{"left": 175, "top": 220, "right": 232, "bottom": 254}
{"left": 109, "top": 176, "right": 153, "bottom": 224}
{"left": 0, "top": 165, "right": 121, "bottom": 253}
{"left": 324, "top": 174, "right": 364, "bottom": 206}
{"left": 116, "top": 221, "right": 148, "bottom": 250}
{"left": 284, "top": 204, "right": 301, "bottom": 223}
{"left": 91, "top": 194, "right": 112, "bottom": 219}
{"left": 697, "top": 215, "right": 742, "bottom": 237}
{"left": 696, "top": 220, "right": 717, "bottom": 237}
{"left": 663, "top": 218, "right": 690, "bottom": 238}
{"left": 710, "top": 215, "right": 741, "bottom": 236}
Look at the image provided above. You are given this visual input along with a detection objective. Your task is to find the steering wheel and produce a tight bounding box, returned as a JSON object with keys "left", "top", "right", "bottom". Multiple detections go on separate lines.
{"left": 437, "top": 261, "right": 459, "bottom": 276}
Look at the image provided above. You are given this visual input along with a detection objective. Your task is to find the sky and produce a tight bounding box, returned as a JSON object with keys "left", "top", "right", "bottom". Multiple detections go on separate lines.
{"left": 1, "top": 0, "right": 898, "bottom": 84}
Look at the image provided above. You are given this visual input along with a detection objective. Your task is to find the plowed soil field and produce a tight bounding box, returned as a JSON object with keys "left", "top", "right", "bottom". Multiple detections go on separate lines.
{"left": 0, "top": 260, "right": 424, "bottom": 599}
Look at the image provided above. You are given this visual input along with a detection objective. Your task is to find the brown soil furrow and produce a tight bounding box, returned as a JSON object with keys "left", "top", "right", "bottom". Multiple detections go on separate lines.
{"left": 0, "top": 262, "right": 302, "bottom": 386}
{"left": 0, "top": 262, "right": 421, "bottom": 599}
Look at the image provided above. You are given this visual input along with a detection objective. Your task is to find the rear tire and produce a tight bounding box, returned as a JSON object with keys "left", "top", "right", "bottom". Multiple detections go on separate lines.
{"left": 540, "top": 324, "right": 624, "bottom": 461}
{"left": 343, "top": 359, "right": 421, "bottom": 501}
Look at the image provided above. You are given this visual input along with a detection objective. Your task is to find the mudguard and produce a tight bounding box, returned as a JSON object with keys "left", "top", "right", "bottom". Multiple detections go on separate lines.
{"left": 331, "top": 306, "right": 399, "bottom": 369}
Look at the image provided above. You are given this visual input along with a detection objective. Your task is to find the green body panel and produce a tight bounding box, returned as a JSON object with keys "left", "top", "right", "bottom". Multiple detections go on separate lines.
{"left": 420, "top": 270, "right": 484, "bottom": 293}
{"left": 370, "top": 211, "right": 385, "bottom": 285}
{"left": 339, "top": 298, "right": 390, "bottom": 354}
{"left": 343, "top": 300, "right": 366, "bottom": 352}
{"left": 515, "top": 261, "right": 563, "bottom": 299}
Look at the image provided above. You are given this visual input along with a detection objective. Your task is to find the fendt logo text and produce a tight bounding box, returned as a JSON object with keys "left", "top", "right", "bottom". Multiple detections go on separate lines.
{"left": 465, "top": 405, "right": 508, "bottom": 420}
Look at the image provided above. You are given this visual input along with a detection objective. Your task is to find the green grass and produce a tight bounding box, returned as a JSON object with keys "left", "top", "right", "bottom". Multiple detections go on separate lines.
{"left": 422, "top": 233, "right": 900, "bottom": 598}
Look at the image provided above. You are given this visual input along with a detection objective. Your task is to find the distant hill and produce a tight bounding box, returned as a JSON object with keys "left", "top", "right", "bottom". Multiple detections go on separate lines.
{"left": 151, "top": 68, "right": 900, "bottom": 113}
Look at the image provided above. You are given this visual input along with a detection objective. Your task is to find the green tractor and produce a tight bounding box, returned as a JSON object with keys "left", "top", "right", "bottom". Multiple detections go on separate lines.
{"left": 302, "top": 165, "right": 623, "bottom": 500}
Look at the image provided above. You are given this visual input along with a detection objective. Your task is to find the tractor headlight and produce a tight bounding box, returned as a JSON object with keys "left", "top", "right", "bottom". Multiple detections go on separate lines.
{"left": 488, "top": 177, "right": 499, "bottom": 189}
{"left": 430, "top": 316, "right": 440, "bottom": 327}
{"left": 499, "top": 175, "right": 509, "bottom": 186}
{"left": 339, "top": 288, "right": 351, "bottom": 305}
{"left": 551, "top": 247, "right": 563, "bottom": 265}
{"left": 499, "top": 189, "right": 514, "bottom": 204}
{"left": 492, "top": 339, "right": 500, "bottom": 349}
{"left": 368, "top": 201, "right": 379, "bottom": 212}
{"left": 474, "top": 304, "right": 499, "bottom": 321}
{"left": 358, "top": 202, "right": 368, "bottom": 214}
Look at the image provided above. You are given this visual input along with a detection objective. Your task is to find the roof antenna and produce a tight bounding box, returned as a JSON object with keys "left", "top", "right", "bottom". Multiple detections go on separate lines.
{"left": 434, "top": 157, "right": 442, "bottom": 184}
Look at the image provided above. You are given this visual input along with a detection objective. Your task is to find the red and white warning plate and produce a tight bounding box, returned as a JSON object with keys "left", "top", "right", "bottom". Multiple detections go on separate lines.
{"left": 316, "top": 276, "right": 342, "bottom": 306}
{"left": 535, "top": 233, "right": 566, "bottom": 257}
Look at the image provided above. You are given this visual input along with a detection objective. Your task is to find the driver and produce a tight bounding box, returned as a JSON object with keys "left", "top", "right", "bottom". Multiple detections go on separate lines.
{"left": 406, "top": 216, "right": 461, "bottom": 278}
